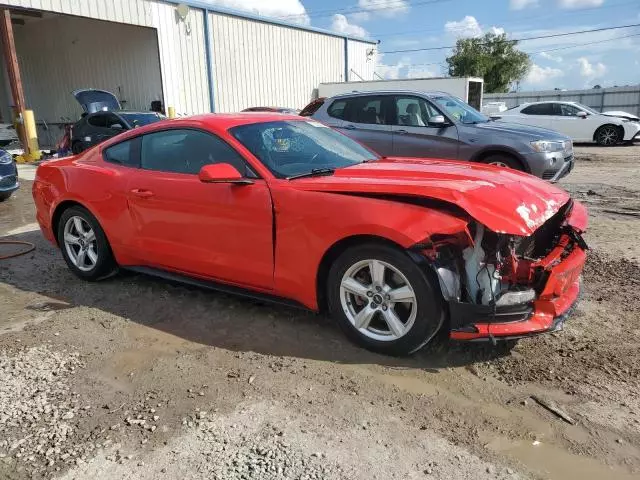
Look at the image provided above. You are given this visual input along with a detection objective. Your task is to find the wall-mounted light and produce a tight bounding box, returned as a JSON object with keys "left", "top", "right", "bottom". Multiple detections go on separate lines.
{"left": 175, "top": 3, "right": 191, "bottom": 35}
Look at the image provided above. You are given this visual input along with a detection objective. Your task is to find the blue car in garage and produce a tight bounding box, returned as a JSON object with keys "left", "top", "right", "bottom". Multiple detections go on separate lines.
{"left": 0, "top": 149, "right": 18, "bottom": 201}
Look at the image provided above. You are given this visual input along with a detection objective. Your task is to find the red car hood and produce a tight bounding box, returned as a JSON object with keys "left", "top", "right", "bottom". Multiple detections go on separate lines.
{"left": 290, "top": 158, "right": 571, "bottom": 236}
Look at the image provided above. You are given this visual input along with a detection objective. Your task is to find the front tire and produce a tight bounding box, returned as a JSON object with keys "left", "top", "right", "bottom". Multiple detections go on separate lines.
{"left": 57, "top": 206, "right": 117, "bottom": 281}
{"left": 480, "top": 154, "right": 524, "bottom": 171}
{"left": 595, "top": 125, "right": 621, "bottom": 146}
{"left": 327, "top": 243, "right": 445, "bottom": 356}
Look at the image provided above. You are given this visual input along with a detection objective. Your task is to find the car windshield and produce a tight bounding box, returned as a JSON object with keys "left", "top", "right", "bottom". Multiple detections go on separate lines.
{"left": 120, "top": 112, "right": 164, "bottom": 128}
{"left": 432, "top": 95, "right": 490, "bottom": 124}
{"left": 230, "top": 120, "right": 379, "bottom": 179}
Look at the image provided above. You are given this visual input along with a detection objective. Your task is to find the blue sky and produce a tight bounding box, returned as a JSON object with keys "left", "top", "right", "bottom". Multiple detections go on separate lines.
{"left": 209, "top": 0, "right": 640, "bottom": 91}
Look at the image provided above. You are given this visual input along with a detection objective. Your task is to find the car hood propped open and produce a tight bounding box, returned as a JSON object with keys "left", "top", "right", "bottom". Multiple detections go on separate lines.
{"left": 290, "top": 158, "right": 571, "bottom": 236}
{"left": 72, "top": 88, "right": 121, "bottom": 114}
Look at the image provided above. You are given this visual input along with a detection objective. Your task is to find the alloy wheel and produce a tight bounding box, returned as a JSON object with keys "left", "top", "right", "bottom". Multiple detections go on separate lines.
{"left": 598, "top": 126, "right": 619, "bottom": 146}
{"left": 63, "top": 216, "right": 98, "bottom": 272}
{"left": 489, "top": 161, "right": 509, "bottom": 168}
{"left": 339, "top": 259, "right": 418, "bottom": 342}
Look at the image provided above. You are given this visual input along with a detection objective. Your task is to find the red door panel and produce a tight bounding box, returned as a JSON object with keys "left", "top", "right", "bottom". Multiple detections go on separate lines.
{"left": 126, "top": 170, "right": 274, "bottom": 290}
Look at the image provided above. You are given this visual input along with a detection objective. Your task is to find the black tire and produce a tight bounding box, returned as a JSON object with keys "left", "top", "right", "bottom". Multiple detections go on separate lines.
{"left": 71, "top": 142, "right": 84, "bottom": 155}
{"left": 0, "top": 191, "right": 12, "bottom": 202}
{"left": 595, "top": 125, "right": 621, "bottom": 146}
{"left": 326, "top": 243, "right": 445, "bottom": 356}
{"left": 480, "top": 154, "right": 524, "bottom": 171}
{"left": 56, "top": 206, "right": 117, "bottom": 281}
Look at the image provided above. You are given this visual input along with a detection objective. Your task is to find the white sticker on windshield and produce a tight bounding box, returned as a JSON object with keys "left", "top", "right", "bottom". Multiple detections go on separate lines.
{"left": 307, "top": 121, "right": 329, "bottom": 128}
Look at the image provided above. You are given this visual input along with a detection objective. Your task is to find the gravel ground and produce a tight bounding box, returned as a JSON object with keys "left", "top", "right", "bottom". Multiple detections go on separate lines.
{"left": 0, "top": 144, "right": 639, "bottom": 480}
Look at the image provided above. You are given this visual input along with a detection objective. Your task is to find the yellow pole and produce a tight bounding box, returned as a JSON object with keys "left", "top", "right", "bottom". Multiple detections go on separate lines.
{"left": 168, "top": 106, "right": 176, "bottom": 119}
{"left": 16, "top": 109, "right": 41, "bottom": 163}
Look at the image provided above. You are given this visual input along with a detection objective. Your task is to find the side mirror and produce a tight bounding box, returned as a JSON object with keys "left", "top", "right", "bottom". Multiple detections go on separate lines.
{"left": 577, "top": 111, "right": 588, "bottom": 118}
{"left": 110, "top": 124, "right": 124, "bottom": 130}
{"left": 428, "top": 115, "right": 447, "bottom": 127}
{"left": 198, "top": 163, "right": 253, "bottom": 185}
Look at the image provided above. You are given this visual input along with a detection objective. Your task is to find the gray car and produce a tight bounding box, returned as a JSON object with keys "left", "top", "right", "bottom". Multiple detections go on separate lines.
{"left": 302, "top": 91, "right": 574, "bottom": 181}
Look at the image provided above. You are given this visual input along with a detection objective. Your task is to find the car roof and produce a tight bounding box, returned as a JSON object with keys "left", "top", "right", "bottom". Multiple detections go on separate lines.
{"left": 98, "top": 113, "right": 307, "bottom": 146}
{"left": 519, "top": 101, "right": 582, "bottom": 106}
{"left": 329, "top": 90, "right": 452, "bottom": 99}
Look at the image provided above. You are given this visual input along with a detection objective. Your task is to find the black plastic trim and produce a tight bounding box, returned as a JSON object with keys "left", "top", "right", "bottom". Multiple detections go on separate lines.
{"left": 125, "top": 266, "right": 307, "bottom": 311}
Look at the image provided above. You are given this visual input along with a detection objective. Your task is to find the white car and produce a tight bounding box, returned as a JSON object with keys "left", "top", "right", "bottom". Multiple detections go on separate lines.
{"left": 497, "top": 101, "right": 640, "bottom": 146}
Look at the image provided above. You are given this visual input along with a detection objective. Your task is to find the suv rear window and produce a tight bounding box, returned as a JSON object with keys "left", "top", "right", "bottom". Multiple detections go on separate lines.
{"left": 299, "top": 98, "right": 325, "bottom": 117}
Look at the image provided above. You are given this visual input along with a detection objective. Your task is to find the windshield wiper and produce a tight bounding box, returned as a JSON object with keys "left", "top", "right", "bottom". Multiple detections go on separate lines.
{"left": 287, "top": 168, "right": 336, "bottom": 180}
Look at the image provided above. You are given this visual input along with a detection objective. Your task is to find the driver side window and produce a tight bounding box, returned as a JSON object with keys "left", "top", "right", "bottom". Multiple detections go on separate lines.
{"left": 559, "top": 104, "right": 581, "bottom": 116}
{"left": 140, "top": 129, "right": 247, "bottom": 175}
{"left": 394, "top": 97, "right": 440, "bottom": 127}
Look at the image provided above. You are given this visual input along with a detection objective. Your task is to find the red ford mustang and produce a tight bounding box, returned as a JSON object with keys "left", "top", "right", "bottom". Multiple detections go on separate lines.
{"left": 33, "top": 114, "right": 588, "bottom": 356}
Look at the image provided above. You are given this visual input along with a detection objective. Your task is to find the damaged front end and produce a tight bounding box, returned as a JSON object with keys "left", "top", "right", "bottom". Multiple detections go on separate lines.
{"left": 420, "top": 200, "right": 588, "bottom": 342}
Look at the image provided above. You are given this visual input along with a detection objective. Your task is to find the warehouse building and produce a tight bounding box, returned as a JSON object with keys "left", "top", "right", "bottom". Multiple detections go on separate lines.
{"left": 0, "top": 0, "right": 377, "bottom": 147}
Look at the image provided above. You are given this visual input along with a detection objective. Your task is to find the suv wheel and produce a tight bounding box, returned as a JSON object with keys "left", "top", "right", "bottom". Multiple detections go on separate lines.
{"left": 480, "top": 154, "right": 523, "bottom": 171}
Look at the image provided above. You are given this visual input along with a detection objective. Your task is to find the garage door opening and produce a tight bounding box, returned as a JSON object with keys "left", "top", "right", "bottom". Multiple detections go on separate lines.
{"left": 0, "top": 8, "right": 164, "bottom": 149}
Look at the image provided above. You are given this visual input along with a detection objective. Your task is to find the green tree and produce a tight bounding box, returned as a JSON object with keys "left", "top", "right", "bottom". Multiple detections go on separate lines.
{"left": 446, "top": 32, "right": 531, "bottom": 93}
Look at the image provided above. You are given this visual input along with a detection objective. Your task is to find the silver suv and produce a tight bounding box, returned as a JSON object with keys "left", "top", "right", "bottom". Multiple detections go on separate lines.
{"left": 301, "top": 91, "right": 574, "bottom": 181}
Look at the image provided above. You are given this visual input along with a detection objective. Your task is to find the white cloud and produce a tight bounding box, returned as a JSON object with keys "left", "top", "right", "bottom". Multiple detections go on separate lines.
{"left": 406, "top": 65, "right": 438, "bottom": 79}
{"left": 357, "top": 0, "right": 410, "bottom": 18}
{"left": 510, "top": 0, "right": 539, "bottom": 9}
{"left": 205, "top": 0, "right": 310, "bottom": 25}
{"left": 539, "top": 51, "right": 563, "bottom": 63}
{"left": 526, "top": 64, "right": 565, "bottom": 85}
{"left": 331, "top": 14, "right": 368, "bottom": 38}
{"left": 578, "top": 57, "right": 606, "bottom": 78}
{"left": 375, "top": 54, "right": 410, "bottom": 79}
{"left": 558, "top": 0, "right": 604, "bottom": 9}
{"left": 445, "top": 16, "right": 483, "bottom": 38}
{"left": 444, "top": 16, "right": 504, "bottom": 39}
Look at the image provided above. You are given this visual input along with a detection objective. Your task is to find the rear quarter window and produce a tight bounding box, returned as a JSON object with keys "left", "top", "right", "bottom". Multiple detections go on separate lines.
{"left": 300, "top": 98, "right": 325, "bottom": 117}
{"left": 327, "top": 100, "right": 347, "bottom": 119}
{"left": 103, "top": 139, "right": 138, "bottom": 167}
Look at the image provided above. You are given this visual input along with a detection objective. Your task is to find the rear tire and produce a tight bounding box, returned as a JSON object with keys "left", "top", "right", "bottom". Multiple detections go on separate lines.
{"left": 480, "top": 154, "right": 524, "bottom": 171}
{"left": 595, "top": 125, "right": 621, "bottom": 146}
{"left": 56, "top": 206, "right": 117, "bottom": 281}
{"left": 0, "top": 191, "right": 12, "bottom": 202}
{"left": 326, "top": 243, "right": 445, "bottom": 356}
{"left": 71, "top": 142, "right": 84, "bottom": 155}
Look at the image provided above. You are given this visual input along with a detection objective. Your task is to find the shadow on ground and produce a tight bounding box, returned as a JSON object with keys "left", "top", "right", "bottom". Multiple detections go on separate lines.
{"left": 1, "top": 229, "right": 510, "bottom": 371}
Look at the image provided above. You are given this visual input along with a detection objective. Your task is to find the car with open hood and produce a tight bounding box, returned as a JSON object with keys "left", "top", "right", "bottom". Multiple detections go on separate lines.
{"left": 303, "top": 91, "right": 574, "bottom": 182}
{"left": 32, "top": 114, "right": 588, "bottom": 356}
{"left": 70, "top": 88, "right": 164, "bottom": 154}
{"left": 498, "top": 101, "right": 640, "bottom": 146}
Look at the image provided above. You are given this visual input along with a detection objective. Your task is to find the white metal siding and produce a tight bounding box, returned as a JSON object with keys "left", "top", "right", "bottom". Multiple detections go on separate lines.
{"left": 347, "top": 40, "right": 375, "bottom": 82}
{"left": 0, "top": 0, "right": 210, "bottom": 115}
{"left": 209, "top": 12, "right": 344, "bottom": 112}
{"left": 12, "top": 15, "right": 162, "bottom": 121}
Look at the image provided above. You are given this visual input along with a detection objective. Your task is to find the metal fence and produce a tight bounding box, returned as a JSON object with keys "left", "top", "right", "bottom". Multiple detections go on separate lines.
{"left": 484, "top": 85, "right": 640, "bottom": 116}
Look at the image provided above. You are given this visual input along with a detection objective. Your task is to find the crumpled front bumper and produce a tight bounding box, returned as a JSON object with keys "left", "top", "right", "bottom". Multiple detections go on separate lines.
{"left": 449, "top": 201, "right": 588, "bottom": 342}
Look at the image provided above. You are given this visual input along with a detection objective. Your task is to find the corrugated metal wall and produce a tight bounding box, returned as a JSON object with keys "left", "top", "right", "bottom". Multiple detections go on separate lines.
{"left": 0, "top": 0, "right": 210, "bottom": 115}
{"left": 485, "top": 86, "right": 640, "bottom": 116}
{"left": 208, "top": 12, "right": 345, "bottom": 112}
{"left": 347, "top": 39, "right": 375, "bottom": 82}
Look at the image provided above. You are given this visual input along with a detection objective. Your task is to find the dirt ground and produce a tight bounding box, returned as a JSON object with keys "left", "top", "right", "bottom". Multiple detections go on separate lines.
{"left": 1, "top": 144, "right": 639, "bottom": 480}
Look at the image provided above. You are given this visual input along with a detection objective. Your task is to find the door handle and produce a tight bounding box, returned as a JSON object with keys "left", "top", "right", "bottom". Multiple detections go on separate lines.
{"left": 395, "top": 129, "right": 408, "bottom": 134}
{"left": 130, "top": 189, "right": 154, "bottom": 198}
{"left": 343, "top": 124, "right": 357, "bottom": 130}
